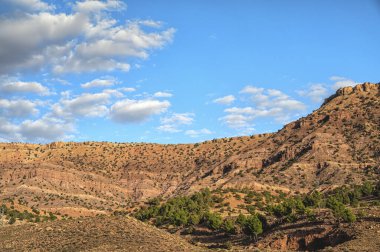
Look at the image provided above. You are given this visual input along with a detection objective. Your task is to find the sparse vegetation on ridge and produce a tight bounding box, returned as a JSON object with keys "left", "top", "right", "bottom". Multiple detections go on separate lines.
{"left": 0, "top": 199, "right": 59, "bottom": 225}
{"left": 133, "top": 180, "right": 379, "bottom": 247}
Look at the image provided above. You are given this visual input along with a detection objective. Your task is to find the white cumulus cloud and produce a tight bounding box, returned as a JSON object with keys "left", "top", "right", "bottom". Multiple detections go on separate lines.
{"left": 2, "top": 0, "right": 54, "bottom": 12}
{"left": 297, "top": 83, "right": 329, "bottom": 103}
{"left": 0, "top": 0, "right": 175, "bottom": 74}
{"left": 0, "top": 115, "right": 75, "bottom": 143}
{"left": 19, "top": 116, "right": 74, "bottom": 142}
{"left": 158, "top": 113, "right": 194, "bottom": 132}
{"left": 110, "top": 99, "right": 170, "bottom": 123}
{"left": 0, "top": 99, "right": 39, "bottom": 118}
{"left": 0, "top": 79, "right": 50, "bottom": 95}
{"left": 74, "top": 0, "right": 126, "bottom": 13}
{"left": 53, "top": 92, "right": 111, "bottom": 118}
{"left": 220, "top": 86, "right": 306, "bottom": 131}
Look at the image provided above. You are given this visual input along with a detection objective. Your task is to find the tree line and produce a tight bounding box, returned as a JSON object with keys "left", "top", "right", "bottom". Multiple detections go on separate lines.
{"left": 134, "top": 180, "right": 380, "bottom": 239}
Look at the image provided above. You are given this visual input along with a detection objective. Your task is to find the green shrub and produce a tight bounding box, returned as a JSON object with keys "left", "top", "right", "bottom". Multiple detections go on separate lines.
{"left": 134, "top": 188, "right": 213, "bottom": 228}
{"left": 374, "top": 181, "right": 380, "bottom": 197}
{"left": 244, "top": 214, "right": 263, "bottom": 237}
{"left": 361, "top": 181, "right": 373, "bottom": 196}
{"left": 303, "top": 191, "right": 322, "bottom": 207}
{"left": 342, "top": 208, "right": 356, "bottom": 223}
{"left": 236, "top": 213, "right": 247, "bottom": 226}
{"left": 246, "top": 205, "right": 256, "bottom": 214}
{"left": 189, "top": 214, "right": 201, "bottom": 225}
{"left": 223, "top": 218, "right": 236, "bottom": 234}
{"left": 326, "top": 196, "right": 356, "bottom": 223}
{"left": 203, "top": 212, "right": 223, "bottom": 230}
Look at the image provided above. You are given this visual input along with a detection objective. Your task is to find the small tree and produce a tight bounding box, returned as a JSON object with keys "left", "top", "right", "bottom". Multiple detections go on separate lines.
{"left": 342, "top": 208, "right": 356, "bottom": 223}
{"left": 374, "top": 181, "right": 380, "bottom": 197}
{"left": 361, "top": 181, "right": 373, "bottom": 196}
{"left": 327, "top": 196, "right": 356, "bottom": 223}
{"left": 223, "top": 218, "right": 236, "bottom": 234}
{"left": 189, "top": 214, "right": 201, "bottom": 225}
{"left": 244, "top": 214, "right": 263, "bottom": 241}
{"left": 204, "top": 212, "right": 223, "bottom": 230}
{"left": 172, "top": 209, "right": 188, "bottom": 226}
{"left": 303, "top": 191, "right": 322, "bottom": 208}
{"left": 236, "top": 213, "right": 247, "bottom": 225}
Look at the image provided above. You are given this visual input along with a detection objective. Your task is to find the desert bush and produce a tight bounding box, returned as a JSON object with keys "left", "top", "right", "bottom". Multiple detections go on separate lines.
{"left": 326, "top": 196, "right": 356, "bottom": 223}
{"left": 243, "top": 214, "right": 263, "bottom": 239}
{"left": 303, "top": 191, "right": 322, "bottom": 207}
{"left": 222, "top": 218, "right": 236, "bottom": 234}
{"left": 203, "top": 212, "right": 223, "bottom": 230}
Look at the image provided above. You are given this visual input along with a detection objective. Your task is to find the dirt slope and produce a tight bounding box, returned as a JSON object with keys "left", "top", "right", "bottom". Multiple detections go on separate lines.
{"left": 0, "top": 216, "right": 204, "bottom": 251}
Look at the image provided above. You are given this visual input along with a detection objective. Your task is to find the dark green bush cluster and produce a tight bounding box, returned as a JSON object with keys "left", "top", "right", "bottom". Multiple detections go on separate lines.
{"left": 203, "top": 212, "right": 223, "bottom": 230}
{"left": 324, "top": 181, "right": 378, "bottom": 207}
{"left": 321, "top": 181, "right": 379, "bottom": 222}
{"left": 326, "top": 196, "right": 356, "bottom": 222}
{"left": 303, "top": 191, "right": 322, "bottom": 207}
{"left": 134, "top": 188, "right": 267, "bottom": 238}
{"left": 266, "top": 180, "right": 379, "bottom": 223}
{"left": 375, "top": 181, "right": 380, "bottom": 197}
{"left": 0, "top": 204, "right": 57, "bottom": 224}
{"left": 135, "top": 188, "right": 214, "bottom": 227}
{"left": 267, "top": 196, "right": 306, "bottom": 222}
{"left": 220, "top": 213, "right": 267, "bottom": 237}
{"left": 134, "top": 180, "right": 378, "bottom": 241}
{"left": 235, "top": 213, "right": 265, "bottom": 237}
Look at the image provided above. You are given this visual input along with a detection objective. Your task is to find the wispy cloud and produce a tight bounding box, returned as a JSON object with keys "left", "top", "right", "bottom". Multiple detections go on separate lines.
{"left": 81, "top": 76, "right": 119, "bottom": 88}
{"left": 154, "top": 91, "right": 173, "bottom": 98}
{"left": 330, "top": 76, "right": 357, "bottom": 90}
{"left": 185, "top": 128, "right": 212, "bottom": 138}
{"left": 213, "top": 95, "right": 235, "bottom": 105}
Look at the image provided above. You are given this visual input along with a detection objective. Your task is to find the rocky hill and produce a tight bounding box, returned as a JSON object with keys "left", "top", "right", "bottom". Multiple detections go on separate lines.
{"left": 189, "top": 82, "right": 380, "bottom": 194}
{"left": 0, "top": 82, "right": 379, "bottom": 216}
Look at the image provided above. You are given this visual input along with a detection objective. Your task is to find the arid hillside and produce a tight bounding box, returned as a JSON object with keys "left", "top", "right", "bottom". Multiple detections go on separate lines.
{"left": 190, "top": 82, "right": 380, "bottom": 195}
{"left": 0, "top": 82, "right": 379, "bottom": 216}
{"left": 0, "top": 215, "right": 203, "bottom": 251}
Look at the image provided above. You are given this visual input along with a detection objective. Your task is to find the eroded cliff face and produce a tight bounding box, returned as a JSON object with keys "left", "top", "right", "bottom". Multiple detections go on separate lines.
{"left": 0, "top": 83, "right": 379, "bottom": 215}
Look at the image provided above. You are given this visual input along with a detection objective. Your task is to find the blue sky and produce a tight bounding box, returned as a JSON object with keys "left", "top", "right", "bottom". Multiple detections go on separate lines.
{"left": 0, "top": 0, "right": 379, "bottom": 143}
